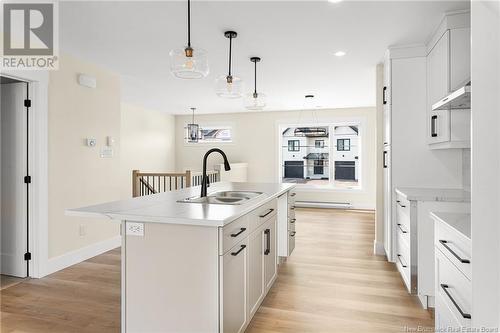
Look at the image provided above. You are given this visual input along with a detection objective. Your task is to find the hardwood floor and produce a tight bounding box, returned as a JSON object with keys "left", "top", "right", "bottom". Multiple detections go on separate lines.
{"left": 246, "top": 208, "right": 434, "bottom": 333}
{"left": 0, "top": 208, "right": 433, "bottom": 332}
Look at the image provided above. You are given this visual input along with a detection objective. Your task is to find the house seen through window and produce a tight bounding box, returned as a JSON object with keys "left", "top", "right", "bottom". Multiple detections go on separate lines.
{"left": 280, "top": 124, "right": 361, "bottom": 189}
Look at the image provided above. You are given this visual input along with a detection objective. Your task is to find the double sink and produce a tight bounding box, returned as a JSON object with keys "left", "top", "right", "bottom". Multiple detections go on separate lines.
{"left": 178, "top": 191, "right": 263, "bottom": 205}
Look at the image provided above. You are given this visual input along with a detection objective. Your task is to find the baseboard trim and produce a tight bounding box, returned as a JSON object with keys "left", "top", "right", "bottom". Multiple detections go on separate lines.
{"left": 44, "top": 235, "right": 121, "bottom": 277}
{"left": 373, "top": 240, "right": 386, "bottom": 256}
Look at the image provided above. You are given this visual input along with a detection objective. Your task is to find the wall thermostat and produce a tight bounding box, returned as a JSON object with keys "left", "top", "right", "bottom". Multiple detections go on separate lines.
{"left": 86, "top": 138, "right": 96, "bottom": 147}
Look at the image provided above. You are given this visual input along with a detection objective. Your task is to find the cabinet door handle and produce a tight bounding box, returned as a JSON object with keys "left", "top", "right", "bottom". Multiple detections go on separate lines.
{"left": 383, "top": 151, "right": 388, "bottom": 168}
{"left": 290, "top": 231, "right": 296, "bottom": 237}
{"left": 230, "top": 228, "right": 246, "bottom": 238}
{"left": 383, "top": 86, "right": 387, "bottom": 105}
{"left": 290, "top": 206, "right": 295, "bottom": 210}
{"left": 396, "top": 254, "right": 407, "bottom": 268}
{"left": 259, "top": 208, "right": 274, "bottom": 218}
{"left": 397, "top": 223, "right": 408, "bottom": 234}
{"left": 440, "top": 284, "right": 471, "bottom": 319}
{"left": 264, "top": 229, "right": 271, "bottom": 255}
{"left": 439, "top": 240, "right": 470, "bottom": 264}
{"left": 231, "top": 245, "right": 246, "bottom": 256}
{"left": 290, "top": 218, "right": 296, "bottom": 224}
{"left": 290, "top": 192, "right": 296, "bottom": 197}
{"left": 431, "top": 115, "right": 438, "bottom": 137}
{"left": 397, "top": 201, "right": 406, "bottom": 208}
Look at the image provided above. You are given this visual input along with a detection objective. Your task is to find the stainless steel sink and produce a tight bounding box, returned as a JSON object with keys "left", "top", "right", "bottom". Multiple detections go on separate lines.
{"left": 178, "top": 191, "right": 263, "bottom": 205}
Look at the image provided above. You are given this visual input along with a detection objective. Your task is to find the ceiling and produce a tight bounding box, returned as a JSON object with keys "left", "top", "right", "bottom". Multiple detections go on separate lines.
{"left": 60, "top": 1, "right": 469, "bottom": 115}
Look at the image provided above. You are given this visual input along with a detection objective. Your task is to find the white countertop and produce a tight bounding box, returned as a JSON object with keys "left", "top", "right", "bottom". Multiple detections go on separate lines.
{"left": 66, "top": 182, "right": 295, "bottom": 227}
{"left": 430, "top": 212, "right": 471, "bottom": 240}
{"left": 395, "top": 187, "right": 471, "bottom": 202}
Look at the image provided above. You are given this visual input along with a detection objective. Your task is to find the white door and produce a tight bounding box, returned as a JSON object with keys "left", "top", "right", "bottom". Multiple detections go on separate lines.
{"left": 1, "top": 82, "right": 28, "bottom": 278}
{"left": 222, "top": 241, "right": 248, "bottom": 333}
{"left": 264, "top": 218, "right": 277, "bottom": 291}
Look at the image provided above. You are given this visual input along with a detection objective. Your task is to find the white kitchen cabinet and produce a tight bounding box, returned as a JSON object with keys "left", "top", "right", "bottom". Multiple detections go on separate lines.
{"left": 264, "top": 217, "right": 278, "bottom": 291}
{"left": 222, "top": 241, "right": 248, "bottom": 333}
{"left": 426, "top": 13, "right": 471, "bottom": 149}
{"left": 248, "top": 226, "right": 265, "bottom": 317}
{"left": 278, "top": 191, "right": 296, "bottom": 257}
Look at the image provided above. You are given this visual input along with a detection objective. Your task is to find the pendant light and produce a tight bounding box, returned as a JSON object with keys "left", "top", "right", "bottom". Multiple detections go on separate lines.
{"left": 187, "top": 107, "right": 200, "bottom": 143}
{"left": 244, "top": 57, "right": 266, "bottom": 110}
{"left": 169, "top": 0, "right": 209, "bottom": 79}
{"left": 215, "top": 31, "right": 243, "bottom": 98}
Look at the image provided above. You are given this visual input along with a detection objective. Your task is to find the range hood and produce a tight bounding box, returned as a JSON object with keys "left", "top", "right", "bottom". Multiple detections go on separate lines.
{"left": 432, "top": 82, "right": 471, "bottom": 111}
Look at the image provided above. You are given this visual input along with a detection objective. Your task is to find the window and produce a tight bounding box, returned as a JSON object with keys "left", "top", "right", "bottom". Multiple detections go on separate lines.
{"left": 280, "top": 124, "right": 361, "bottom": 190}
{"left": 337, "top": 139, "right": 350, "bottom": 151}
{"left": 185, "top": 126, "right": 232, "bottom": 143}
{"left": 288, "top": 140, "right": 300, "bottom": 152}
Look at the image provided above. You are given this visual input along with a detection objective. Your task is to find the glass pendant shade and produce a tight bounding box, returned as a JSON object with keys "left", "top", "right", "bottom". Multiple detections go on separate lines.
{"left": 244, "top": 92, "right": 266, "bottom": 110}
{"left": 169, "top": 0, "right": 208, "bottom": 79}
{"left": 170, "top": 48, "right": 209, "bottom": 79}
{"left": 215, "top": 75, "right": 244, "bottom": 98}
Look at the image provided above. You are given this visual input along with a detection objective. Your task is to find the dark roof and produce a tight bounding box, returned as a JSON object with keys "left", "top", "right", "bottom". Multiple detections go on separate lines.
{"left": 303, "top": 153, "right": 329, "bottom": 160}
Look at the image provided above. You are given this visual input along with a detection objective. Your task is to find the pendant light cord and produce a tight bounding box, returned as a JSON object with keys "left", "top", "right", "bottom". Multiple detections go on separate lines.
{"left": 191, "top": 107, "right": 195, "bottom": 123}
{"left": 228, "top": 36, "right": 232, "bottom": 77}
{"left": 187, "top": 0, "right": 191, "bottom": 48}
{"left": 254, "top": 60, "right": 257, "bottom": 94}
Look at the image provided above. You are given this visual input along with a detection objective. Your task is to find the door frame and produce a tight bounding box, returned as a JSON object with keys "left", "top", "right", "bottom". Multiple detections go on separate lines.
{"left": 1, "top": 70, "right": 49, "bottom": 278}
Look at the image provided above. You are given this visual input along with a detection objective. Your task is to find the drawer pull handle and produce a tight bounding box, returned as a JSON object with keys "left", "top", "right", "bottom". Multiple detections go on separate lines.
{"left": 259, "top": 208, "right": 274, "bottom": 218}
{"left": 397, "top": 223, "right": 408, "bottom": 234}
{"left": 290, "top": 206, "right": 295, "bottom": 210}
{"left": 231, "top": 245, "right": 246, "bottom": 256}
{"left": 439, "top": 240, "right": 470, "bottom": 264}
{"left": 396, "top": 201, "right": 406, "bottom": 208}
{"left": 440, "top": 284, "right": 471, "bottom": 319}
{"left": 290, "top": 231, "right": 296, "bottom": 237}
{"left": 396, "top": 254, "right": 407, "bottom": 268}
{"left": 230, "top": 228, "right": 246, "bottom": 238}
{"left": 264, "top": 229, "right": 271, "bottom": 255}
{"left": 290, "top": 218, "right": 296, "bottom": 224}
{"left": 290, "top": 193, "right": 296, "bottom": 197}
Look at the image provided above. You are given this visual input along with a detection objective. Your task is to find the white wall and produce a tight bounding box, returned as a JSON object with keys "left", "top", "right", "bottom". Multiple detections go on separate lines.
{"left": 471, "top": 1, "right": 500, "bottom": 327}
{"left": 120, "top": 103, "right": 176, "bottom": 198}
{"left": 175, "top": 107, "right": 377, "bottom": 209}
{"left": 48, "top": 55, "right": 121, "bottom": 259}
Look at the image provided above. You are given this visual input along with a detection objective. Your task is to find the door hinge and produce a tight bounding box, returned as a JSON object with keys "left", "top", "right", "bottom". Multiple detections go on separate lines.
{"left": 24, "top": 175, "right": 31, "bottom": 184}
{"left": 24, "top": 252, "right": 32, "bottom": 261}
{"left": 24, "top": 99, "right": 31, "bottom": 108}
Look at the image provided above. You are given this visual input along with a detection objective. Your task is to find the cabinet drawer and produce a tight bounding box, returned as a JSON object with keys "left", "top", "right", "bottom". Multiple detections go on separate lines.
{"left": 396, "top": 219, "right": 410, "bottom": 249}
{"left": 435, "top": 219, "right": 471, "bottom": 280}
{"left": 436, "top": 249, "right": 472, "bottom": 327}
{"left": 219, "top": 216, "right": 249, "bottom": 255}
{"left": 395, "top": 239, "right": 411, "bottom": 292}
{"left": 249, "top": 199, "right": 277, "bottom": 229}
{"left": 288, "top": 204, "right": 295, "bottom": 221}
{"left": 288, "top": 191, "right": 296, "bottom": 207}
{"left": 435, "top": 293, "right": 462, "bottom": 331}
{"left": 395, "top": 197, "right": 411, "bottom": 231}
{"left": 288, "top": 217, "right": 296, "bottom": 232}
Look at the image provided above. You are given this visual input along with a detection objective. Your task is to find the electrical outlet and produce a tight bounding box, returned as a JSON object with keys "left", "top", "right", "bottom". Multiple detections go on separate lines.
{"left": 79, "top": 224, "right": 87, "bottom": 237}
{"left": 126, "top": 222, "right": 144, "bottom": 236}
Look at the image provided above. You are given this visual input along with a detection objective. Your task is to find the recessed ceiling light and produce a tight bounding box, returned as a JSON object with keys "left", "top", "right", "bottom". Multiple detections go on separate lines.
{"left": 334, "top": 51, "right": 346, "bottom": 57}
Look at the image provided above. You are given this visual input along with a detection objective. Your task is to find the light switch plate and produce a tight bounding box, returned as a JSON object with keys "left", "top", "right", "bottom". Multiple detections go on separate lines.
{"left": 126, "top": 222, "right": 144, "bottom": 236}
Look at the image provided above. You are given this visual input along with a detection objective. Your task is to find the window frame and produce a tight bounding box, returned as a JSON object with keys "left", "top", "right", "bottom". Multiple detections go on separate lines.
{"left": 315, "top": 140, "right": 325, "bottom": 148}
{"left": 287, "top": 139, "right": 300, "bottom": 152}
{"left": 337, "top": 138, "right": 351, "bottom": 151}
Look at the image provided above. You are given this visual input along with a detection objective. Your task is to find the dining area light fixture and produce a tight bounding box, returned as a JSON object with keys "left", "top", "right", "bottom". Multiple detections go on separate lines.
{"left": 186, "top": 107, "right": 200, "bottom": 143}
{"left": 215, "top": 31, "right": 244, "bottom": 98}
{"left": 244, "top": 57, "right": 266, "bottom": 110}
{"left": 169, "top": 0, "right": 209, "bottom": 79}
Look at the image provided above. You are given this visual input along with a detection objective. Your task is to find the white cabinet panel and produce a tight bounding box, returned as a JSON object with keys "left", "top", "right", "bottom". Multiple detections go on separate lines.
{"left": 450, "top": 28, "right": 471, "bottom": 90}
{"left": 222, "top": 241, "right": 248, "bottom": 333}
{"left": 248, "top": 228, "right": 265, "bottom": 317}
{"left": 428, "top": 30, "right": 450, "bottom": 106}
{"left": 264, "top": 218, "right": 278, "bottom": 291}
{"left": 428, "top": 109, "right": 451, "bottom": 144}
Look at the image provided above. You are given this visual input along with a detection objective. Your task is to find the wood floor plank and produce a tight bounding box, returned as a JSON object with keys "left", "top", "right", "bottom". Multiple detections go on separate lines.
{"left": 0, "top": 209, "right": 433, "bottom": 332}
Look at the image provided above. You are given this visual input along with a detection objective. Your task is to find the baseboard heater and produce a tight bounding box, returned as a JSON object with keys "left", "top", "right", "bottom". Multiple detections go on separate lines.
{"left": 295, "top": 201, "right": 352, "bottom": 209}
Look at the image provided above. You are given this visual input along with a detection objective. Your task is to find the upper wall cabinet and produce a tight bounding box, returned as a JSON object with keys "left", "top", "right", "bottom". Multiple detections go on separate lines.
{"left": 426, "top": 11, "right": 471, "bottom": 149}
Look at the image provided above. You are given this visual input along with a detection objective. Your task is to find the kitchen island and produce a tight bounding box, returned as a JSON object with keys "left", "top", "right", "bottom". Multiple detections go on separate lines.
{"left": 67, "top": 182, "right": 296, "bottom": 333}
